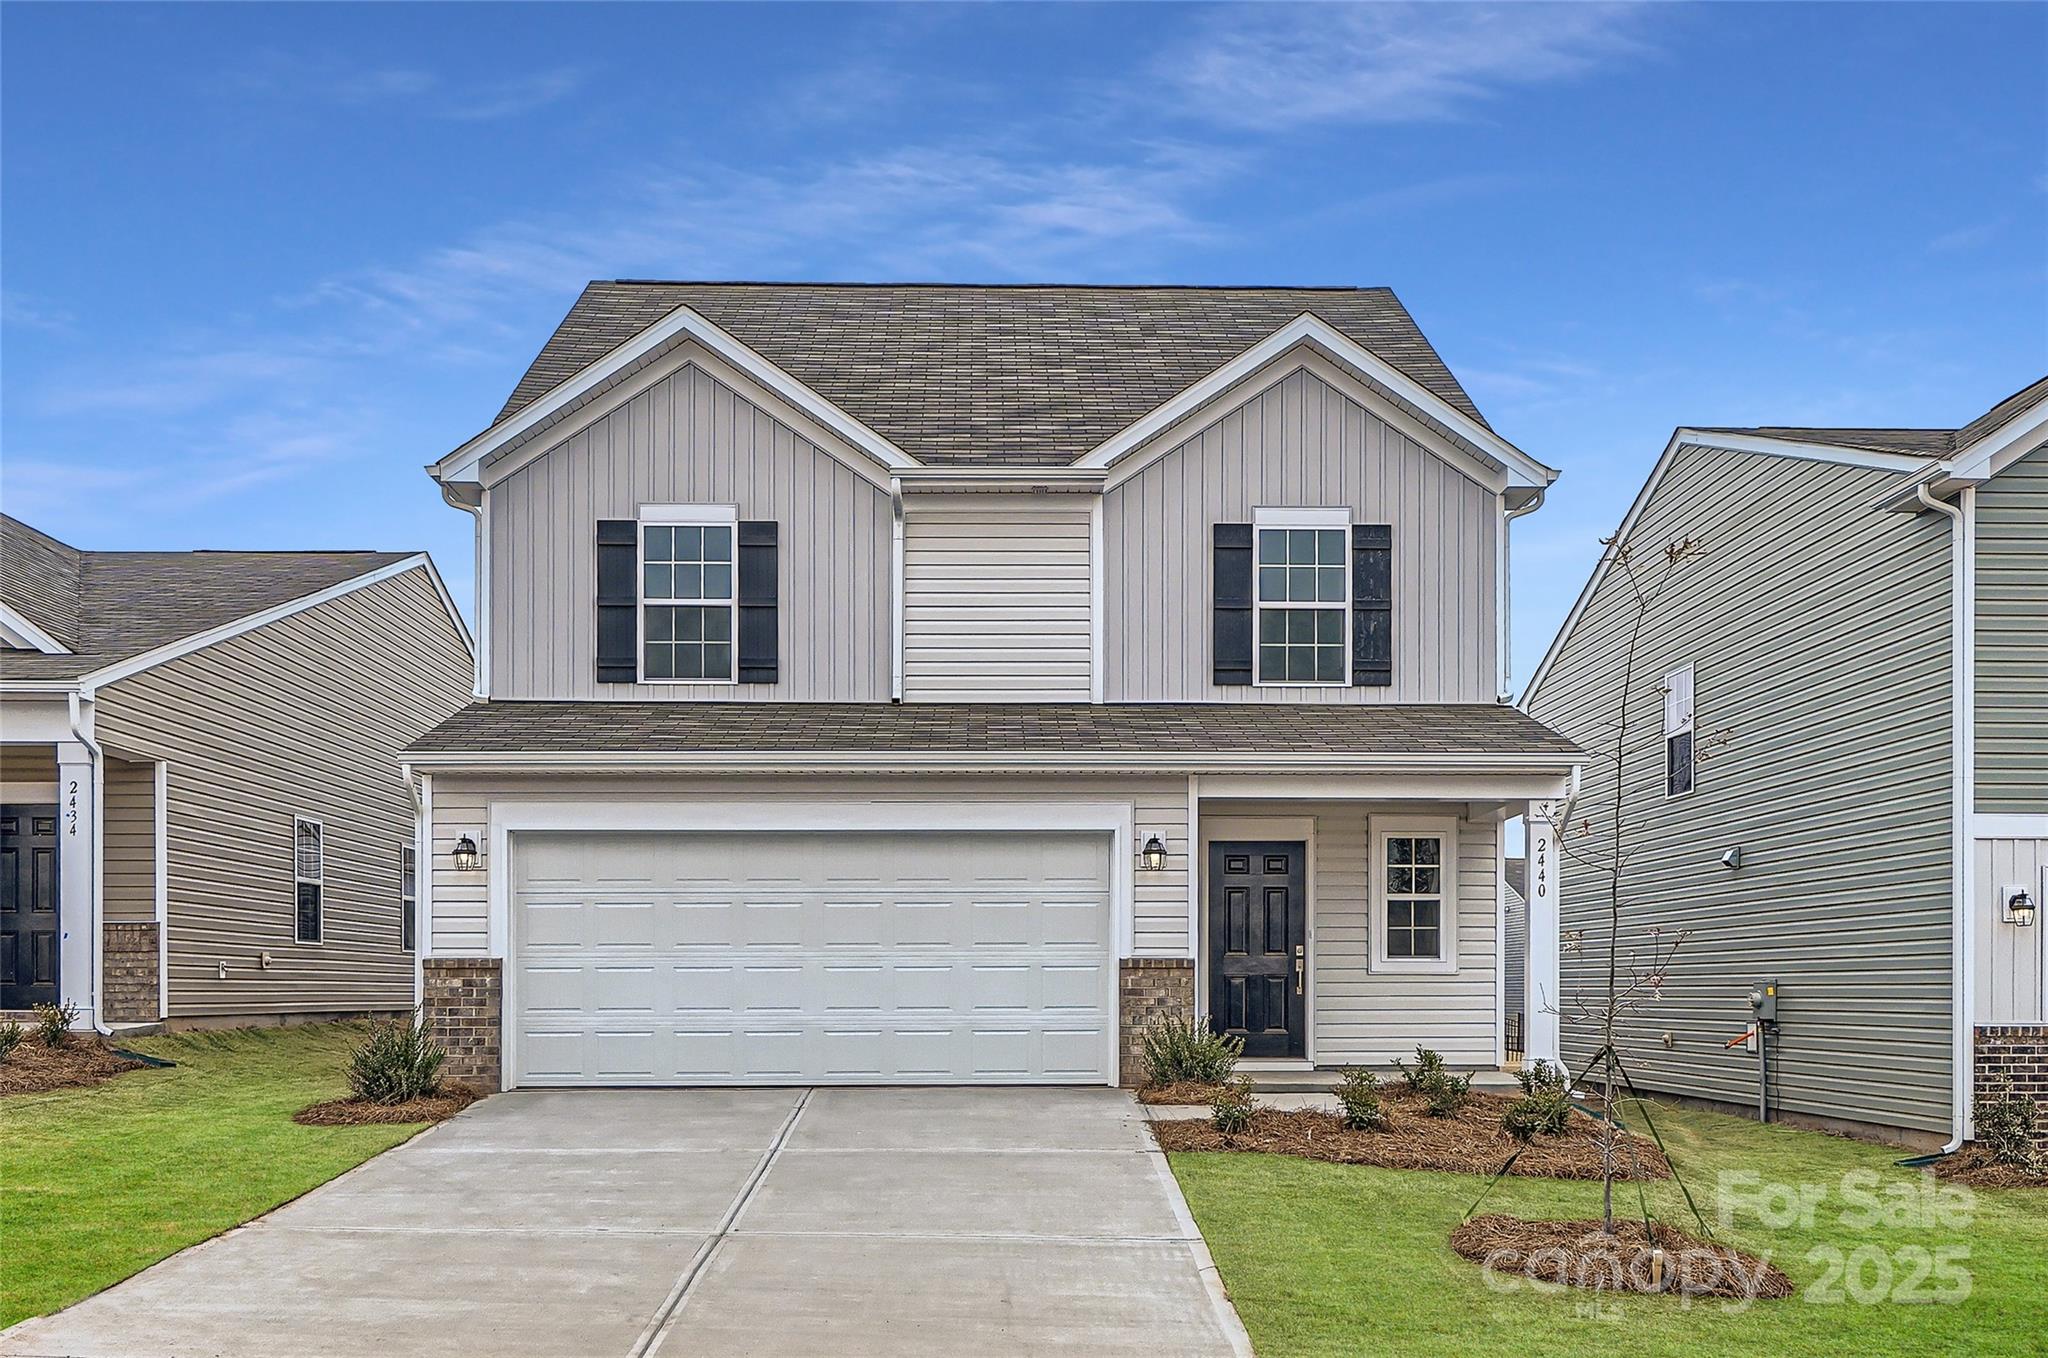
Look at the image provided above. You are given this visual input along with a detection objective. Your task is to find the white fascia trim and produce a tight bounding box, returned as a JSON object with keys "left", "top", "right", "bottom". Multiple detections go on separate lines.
{"left": 433, "top": 304, "right": 918, "bottom": 485}
{"left": 1073, "top": 313, "right": 1558, "bottom": 489}
{"left": 895, "top": 467, "right": 1107, "bottom": 492}
{"left": 0, "top": 680, "right": 85, "bottom": 695}
{"left": 406, "top": 749, "right": 1581, "bottom": 777}
{"left": 1948, "top": 396, "right": 2048, "bottom": 482}
{"left": 1974, "top": 814, "right": 2048, "bottom": 838}
{"left": 75, "top": 555, "right": 468, "bottom": 695}
{"left": 1523, "top": 427, "right": 1936, "bottom": 703}
{"left": 0, "top": 602, "right": 71, "bottom": 654}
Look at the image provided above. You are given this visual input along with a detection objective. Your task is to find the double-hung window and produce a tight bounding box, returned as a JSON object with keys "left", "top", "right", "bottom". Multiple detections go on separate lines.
{"left": 640, "top": 507, "right": 737, "bottom": 683}
{"left": 1255, "top": 510, "right": 1349, "bottom": 686}
{"left": 1664, "top": 663, "right": 1695, "bottom": 797}
{"left": 1372, "top": 819, "right": 1457, "bottom": 972}
{"left": 293, "top": 817, "right": 324, "bottom": 944}
{"left": 400, "top": 845, "right": 417, "bottom": 953}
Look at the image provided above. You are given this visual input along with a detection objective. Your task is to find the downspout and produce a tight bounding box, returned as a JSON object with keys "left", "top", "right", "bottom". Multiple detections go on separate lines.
{"left": 890, "top": 476, "right": 906, "bottom": 702}
{"left": 67, "top": 689, "right": 112, "bottom": 1036}
{"left": 1500, "top": 489, "right": 1547, "bottom": 703}
{"left": 401, "top": 761, "right": 425, "bottom": 1012}
{"left": 1915, "top": 481, "right": 1974, "bottom": 1152}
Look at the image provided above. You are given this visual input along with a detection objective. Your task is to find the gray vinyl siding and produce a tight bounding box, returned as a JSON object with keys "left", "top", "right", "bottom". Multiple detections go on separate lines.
{"left": 1504, "top": 884, "right": 1527, "bottom": 1023}
{"left": 1974, "top": 440, "right": 2048, "bottom": 814}
{"left": 91, "top": 568, "right": 472, "bottom": 1017}
{"left": 902, "top": 495, "right": 1093, "bottom": 702}
{"left": 0, "top": 744, "right": 56, "bottom": 785}
{"left": 429, "top": 773, "right": 1193, "bottom": 959}
{"left": 1526, "top": 444, "right": 1955, "bottom": 1134}
{"left": 1102, "top": 364, "right": 1498, "bottom": 703}
{"left": 486, "top": 359, "right": 893, "bottom": 702}
{"left": 101, "top": 758, "right": 155, "bottom": 924}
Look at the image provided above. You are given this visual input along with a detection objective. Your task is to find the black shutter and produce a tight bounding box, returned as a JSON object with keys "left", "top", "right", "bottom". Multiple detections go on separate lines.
{"left": 596, "top": 519, "right": 638, "bottom": 684}
{"left": 1212, "top": 523, "right": 1254, "bottom": 686}
{"left": 1352, "top": 524, "right": 1392, "bottom": 687}
{"left": 736, "top": 520, "right": 779, "bottom": 684}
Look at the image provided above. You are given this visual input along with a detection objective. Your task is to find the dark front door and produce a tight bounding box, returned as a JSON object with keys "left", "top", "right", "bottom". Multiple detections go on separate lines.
{"left": 0, "top": 806, "right": 61, "bottom": 1009}
{"left": 1208, "top": 841, "right": 1306, "bottom": 1058}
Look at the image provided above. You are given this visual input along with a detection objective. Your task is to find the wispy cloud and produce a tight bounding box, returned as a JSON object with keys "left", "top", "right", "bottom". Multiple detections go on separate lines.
{"left": 1928, "top": 216, "right": 2010, "bottom": 254}
{"left": 1153, "top": 2, "right": 1656, "bottom": 130}
{"left": 221, "top": 53, "right": 588, "bottom": 121}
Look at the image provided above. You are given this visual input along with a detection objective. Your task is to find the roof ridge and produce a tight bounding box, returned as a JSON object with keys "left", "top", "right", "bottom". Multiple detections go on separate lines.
{"left": 597, "top": 279, "right": 1398, "bottom": 293}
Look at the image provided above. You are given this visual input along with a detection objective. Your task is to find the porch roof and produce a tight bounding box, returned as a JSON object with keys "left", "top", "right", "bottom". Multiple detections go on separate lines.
{"left": 407, "top": 700, "right": 1579, "bottom": 764}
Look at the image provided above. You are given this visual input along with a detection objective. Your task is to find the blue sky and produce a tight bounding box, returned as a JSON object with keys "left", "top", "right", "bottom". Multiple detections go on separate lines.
{"left": 4, "top": 2, "right": 2043, "bottom": 689}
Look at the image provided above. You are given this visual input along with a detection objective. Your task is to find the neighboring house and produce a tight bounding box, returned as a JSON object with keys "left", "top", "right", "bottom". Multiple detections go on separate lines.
{"left": 1503, "top": 856, "right": 1527, "bottom": 1062}
{"left": 0, "top": 515, "right": 474, "bottom": 1030}
{"left": 1524, "top": 378, "right": 2048, "bottom": 1148}
{"left": 407, "top": 281, "right": 1582, "bottom": 1094}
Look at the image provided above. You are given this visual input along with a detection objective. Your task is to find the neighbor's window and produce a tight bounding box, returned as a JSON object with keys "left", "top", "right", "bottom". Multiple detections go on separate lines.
{"left": 400, "top": 845, "right": 417, "bottom": 953}
{"left": 640, "top": 509, "right": 736, "bottom": 682}
{"left": 1255, "top": 511, "right": 1348, "bottom": 685}
{"left": 1664, "top": 663, "right": 1695, "bottom": 797}
{"left": 293, "top": 817, "right": 324, "bottom": 944}
{"left": 1373, "top": 821, "right": 1457, "bottom": 971}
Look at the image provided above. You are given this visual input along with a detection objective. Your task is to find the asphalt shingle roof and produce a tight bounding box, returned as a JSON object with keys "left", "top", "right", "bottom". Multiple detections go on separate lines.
{"left": 408, "top": 700, "right": 1578, "bottom": 760}
{"left": 1694, "top": 374, "right": 2048, "bottom": 460}
{"left": 493, "top": 281, "right": 1489, "bottom": 466}
{"left": 0, "top": 514, "right": 411, "bottom": 682}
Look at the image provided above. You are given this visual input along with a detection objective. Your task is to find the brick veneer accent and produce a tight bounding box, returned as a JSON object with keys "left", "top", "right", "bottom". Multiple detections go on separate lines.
{"left": 101, "top": 922, "right": 160, "bottom": 1023}
{"left": 1974, "top": 1025, "right": 2048, "bottom": 1150}
{"left": 1119, "top": 958, "right": 1196, "bottom": 1087}
{"left": 424, "top": 958, "right": 503, "bottom": 1093}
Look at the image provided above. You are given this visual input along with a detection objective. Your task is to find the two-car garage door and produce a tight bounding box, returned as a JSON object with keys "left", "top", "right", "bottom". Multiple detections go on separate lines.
{"left": 510, "top": 829, "right": 1114, "bottom": 1087}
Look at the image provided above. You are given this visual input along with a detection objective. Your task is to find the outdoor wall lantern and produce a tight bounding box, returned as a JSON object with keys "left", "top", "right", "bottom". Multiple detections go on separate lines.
{"left": 452, "top": 834, "right": 482, "bottom": 873}
{"left": 2004, "top": 887, "right": 2036, "bottom": 928}
{"left": 1139, "top": 833, "right": 1168, "bottom": 872}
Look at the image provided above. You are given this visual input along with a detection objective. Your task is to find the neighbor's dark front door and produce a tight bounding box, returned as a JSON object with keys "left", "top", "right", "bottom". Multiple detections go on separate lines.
{"left": 0, "top": 806, "right": 61, "bottom": 1010}
{"left": 1207, "top": 841, "right": 1306, "bottom": 1059}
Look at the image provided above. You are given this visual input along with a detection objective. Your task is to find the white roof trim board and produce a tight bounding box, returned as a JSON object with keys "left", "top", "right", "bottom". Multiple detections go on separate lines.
{"left": 434, "top": 304, "right": 919, "bottom": 484}
{"left": 5, "top": 555, "right": 473, "bottom": 697}
{"left": 0, "top": 601, "right": 70, "bottom": 655}
{"left": 1072, "top": 312, "right": 1558, "bottom": 489}
{"left": 1947, "top": 394, "right": 2048, "bottom": 483}
{"left": 1521, "top": 427, "right": 1941, "bottom": 703}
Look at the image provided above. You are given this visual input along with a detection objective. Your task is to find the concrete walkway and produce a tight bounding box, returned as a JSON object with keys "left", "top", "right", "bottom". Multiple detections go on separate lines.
{"left": 1, "top": 1087, "right": 1250, "bottom": 1358}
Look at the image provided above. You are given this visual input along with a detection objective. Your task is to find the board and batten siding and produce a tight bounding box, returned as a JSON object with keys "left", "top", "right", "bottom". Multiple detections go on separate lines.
{"left": 1526, "top": 443, "right": 1955, "bottom": 1135}
{"left": 428, "top": 773, "right": 1192, "bottom": 960}
{"left": 901, "top": 494, "right": 1093, "bottom": 702}
{"left": 1102, "top": 362, "right": 1499, "bottom": 703}
{"left": 101, "top": 757, "right": 156, "bottom": 924}
{"left": 1974, "top": 439, "right": 2048, "bottom": 815}
{"left": 90, "top": 568, "right": 473, "bottom": 1018}
{"left": 1975, "top": 834, "right": 2046, "bottom": 1025}
{"left": 486, "top": 356, "right": 892, "bottom": 702}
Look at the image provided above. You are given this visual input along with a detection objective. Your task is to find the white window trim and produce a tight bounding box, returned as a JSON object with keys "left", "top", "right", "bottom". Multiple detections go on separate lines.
{"left": 400, "top": 844, "right": 417, "bottom": 954}
{"left": 293, "top": 816, "right": 324, "bottom": 946}
{"left": 636, "top": 503, "right": 740, "bottom": 687}
{"left": 1370, "top": 816, "right": 1458, "bottom": 974}
{"left": 1663, "top": 662, "right": 1696, "bottom": 799}
{"left": 1252, "top": 507, "right": 1351, "bottom": 689}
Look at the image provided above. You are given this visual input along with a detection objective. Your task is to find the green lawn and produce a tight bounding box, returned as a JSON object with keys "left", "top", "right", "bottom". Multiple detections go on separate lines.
{"left": 1172, "top": 1102, "right": 2047, "bottom": 1357}
{"left": 0, "top": 1023, "right": 429, "bottom": 1329}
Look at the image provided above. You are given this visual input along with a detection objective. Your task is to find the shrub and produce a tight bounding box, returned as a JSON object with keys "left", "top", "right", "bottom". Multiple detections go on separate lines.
{"left": 0, "top": 1020, "right": 23, "bottom": 1062}
{"left": 345, "top": 1014, "right": 446, "bottom": 1105}
{"left": 1517, "top": 1058, "right": 1570, "bottom": 1098}
{"left": 32, "top": 1001, "right": 78, "bottom": 1047}
{"left": 1501, "top": 1059, "right": 1576, "bottom": 1142}
{"left": 1142, "top": 1016, "right": 1243, "bottom": 1088}
{"left": 1335, "top": 1067, "right": 1386, "bottom": 1131}
{"left": 1210, "top": 1077, "right": 1257, "bottom": 1136}
{"left": 1975, "top": 1073, "right": 2043, "bottom": 1171}
{"left": 1394, "top": 1045, "right": 1473, "bottom": 1117}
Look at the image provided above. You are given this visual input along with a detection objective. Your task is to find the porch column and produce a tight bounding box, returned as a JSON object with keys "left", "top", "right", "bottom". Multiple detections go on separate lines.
{"left": 54, "top": 740, "right": 97, "bottom": 1029}
{"left": 1525, "top": 799, "right": 1563, "bottom": 1066}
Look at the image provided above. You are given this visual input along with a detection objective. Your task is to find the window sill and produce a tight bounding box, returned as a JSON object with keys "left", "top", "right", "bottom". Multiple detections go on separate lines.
{"left": 1368, "top": 957, "right": 1458, "bottom": 976}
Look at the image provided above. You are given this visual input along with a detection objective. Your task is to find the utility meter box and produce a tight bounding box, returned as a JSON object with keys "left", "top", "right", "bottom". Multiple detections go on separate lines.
{"left": 1749, "top": 979, "right": 1780, "bottom": 1024}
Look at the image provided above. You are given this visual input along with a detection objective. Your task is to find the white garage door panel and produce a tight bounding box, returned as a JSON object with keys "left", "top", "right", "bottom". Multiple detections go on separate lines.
{"left": 511, "top": 829, "right": 1114, "bottom": 1086}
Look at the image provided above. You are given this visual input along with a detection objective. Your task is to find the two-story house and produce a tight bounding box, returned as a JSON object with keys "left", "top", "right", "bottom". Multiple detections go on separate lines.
{"left": 1525, "top": 377, "right": 2047, "bottom": 1149}
{"left": 407, "top": 282, "right": 1581, "bottom": 1093}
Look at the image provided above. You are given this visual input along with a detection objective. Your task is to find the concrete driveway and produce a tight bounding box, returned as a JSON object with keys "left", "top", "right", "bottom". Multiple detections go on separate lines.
{"left": 1, "top": 1087, "right": 1249, "bottom": 1358}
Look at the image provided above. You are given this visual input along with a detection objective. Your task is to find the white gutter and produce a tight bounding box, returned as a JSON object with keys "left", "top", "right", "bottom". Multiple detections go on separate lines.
{"left": 1500, "top": 487, "right": 1546, "bottom": 702}
{"left": 67, "top": 690, "right": 111, "bottom": 1036}
{"left": 404, "top": 748, "right": 1581, "bottom": 775}
{"left": 1915, "top": 481, "right": 1974, "bottom": 1152}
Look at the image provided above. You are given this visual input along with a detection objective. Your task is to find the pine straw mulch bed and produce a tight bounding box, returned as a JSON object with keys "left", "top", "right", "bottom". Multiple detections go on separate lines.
{"left": 1451, "top": 1214, "right": 1793, "bottom": 1300}
{"left": 0, "top": 1038, "right": 145, "bottom": 1096}
{"left": 1136, "top": 1080, "right": 1226, "bottom": 1105}
{"left": 1927, "top": 1147, "right": 2048, "bottom": 1190}
{"left": 293, "top": 1084, "right": 479, "bottom": 1126}
{"left": 1150, "top": 1088, "right": 1672, "bottom": 1180}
